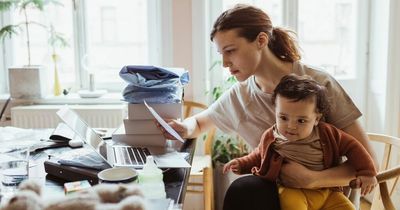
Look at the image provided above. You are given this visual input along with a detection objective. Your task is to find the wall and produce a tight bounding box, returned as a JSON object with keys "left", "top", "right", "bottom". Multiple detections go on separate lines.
{"left": 172, "top": 1, "right": 194, "bottom": 101}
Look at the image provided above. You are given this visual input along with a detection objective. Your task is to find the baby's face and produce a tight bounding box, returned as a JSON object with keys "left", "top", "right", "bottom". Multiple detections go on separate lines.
{"left": 275, "top": 95, "right": 321, "bottom": 141}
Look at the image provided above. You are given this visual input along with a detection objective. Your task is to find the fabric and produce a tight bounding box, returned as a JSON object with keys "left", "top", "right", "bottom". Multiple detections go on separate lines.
{"left": 235, "top": 122, "right": 377, "bottom": 181}
{"left": 278, "top": 186, "right": 355, "bottom": 210}
{"left": 223, "top": 175, "right": 281, "bottom": 210}
{"left": 119, "top": 65, "right": 189, "bottom": 103}
{"left": 205, "top": 61, "right": 362, "bottom": 148}
{"left": 273, "top": 126, "right": 325, "bottom": 171}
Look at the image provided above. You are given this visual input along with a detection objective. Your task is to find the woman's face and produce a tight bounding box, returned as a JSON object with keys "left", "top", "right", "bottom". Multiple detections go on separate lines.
{"left": 213, "top": 29, "right": 263, "bottom": 82}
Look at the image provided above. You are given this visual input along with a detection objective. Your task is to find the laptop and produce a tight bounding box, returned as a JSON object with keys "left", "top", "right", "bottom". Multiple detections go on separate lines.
{"left": 56, "top": 106, "right": 169, "bottom": 168}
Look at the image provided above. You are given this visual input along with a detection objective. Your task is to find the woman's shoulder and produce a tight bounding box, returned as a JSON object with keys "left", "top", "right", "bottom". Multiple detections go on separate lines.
{"left": 294, "top": 61, "right": 338, "bottom": 86}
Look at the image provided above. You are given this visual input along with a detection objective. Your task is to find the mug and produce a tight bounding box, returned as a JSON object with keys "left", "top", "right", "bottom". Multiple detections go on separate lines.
{"left": 97, "top": 167, "right": 138, "bottom": 184}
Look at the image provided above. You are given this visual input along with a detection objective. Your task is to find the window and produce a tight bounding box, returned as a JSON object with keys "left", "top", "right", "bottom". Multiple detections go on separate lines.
{"left": 1, "top": 0, "right": 156, "bottom": 94}
{"left": 298, "top": 0, "right": 358, "bottom": 78}
{"left": 83, "top": 0, "right": 150, "bottom": 90}
{"left": 219, "top": 0, "right": 363, "bottom": 79}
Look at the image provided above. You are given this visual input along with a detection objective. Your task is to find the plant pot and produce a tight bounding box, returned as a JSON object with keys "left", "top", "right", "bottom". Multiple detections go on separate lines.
{"left": 214, "top": 162, "right": 243, "bottom": 210}
{"left": 8, "top": 65, "right": 47, "bottom": 99}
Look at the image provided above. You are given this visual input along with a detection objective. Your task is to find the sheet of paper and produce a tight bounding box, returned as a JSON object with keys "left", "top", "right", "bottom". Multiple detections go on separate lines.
{"left": 144, "top": 101, "right": 185, "bottom": 143}
{"left": 153, "top": 151, "right": 191, "bottom": 168}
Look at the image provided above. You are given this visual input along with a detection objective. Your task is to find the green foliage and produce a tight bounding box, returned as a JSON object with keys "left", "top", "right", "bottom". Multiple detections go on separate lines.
{"left": 212, "top": 133, "right": 249, "bottom": 165}
{"left": 0, "top": 0, "right": 63, "bottom": 65}
{"left": 48, "top": 24, "right": 68, "bottom": 50}
{"left": 0, "top": 0, "right": 15, "bottom": 11}
{"left": 0, "top": 24, "right": 20, "bottom": 41}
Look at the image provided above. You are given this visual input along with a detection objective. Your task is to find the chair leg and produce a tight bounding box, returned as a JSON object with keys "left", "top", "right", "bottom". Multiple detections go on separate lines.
{"left": 203, "top": 167, "right": 214, "bottom": 210}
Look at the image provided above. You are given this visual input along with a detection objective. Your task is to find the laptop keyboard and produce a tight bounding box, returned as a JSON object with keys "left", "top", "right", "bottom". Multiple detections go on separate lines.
{"left": 113, "top": 146, "right": 151, "bottom": 166}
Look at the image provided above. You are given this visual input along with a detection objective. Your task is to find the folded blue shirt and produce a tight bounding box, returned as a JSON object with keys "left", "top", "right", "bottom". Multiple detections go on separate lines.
{"left": 119, "top": 65, "right": 189, "bottom": 103}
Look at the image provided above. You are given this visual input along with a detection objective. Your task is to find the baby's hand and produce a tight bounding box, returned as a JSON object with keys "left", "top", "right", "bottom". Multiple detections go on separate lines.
{"left": 358, "top": 176, "right": 377, "bottom": 196}
{"left": 223, "top": 159, "right": 241, "bottom": 174}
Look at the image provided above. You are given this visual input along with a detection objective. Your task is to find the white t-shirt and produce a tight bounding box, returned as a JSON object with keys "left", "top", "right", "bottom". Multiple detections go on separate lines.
{"left": 205, "top": 61, "right": 362, "bottom": 148}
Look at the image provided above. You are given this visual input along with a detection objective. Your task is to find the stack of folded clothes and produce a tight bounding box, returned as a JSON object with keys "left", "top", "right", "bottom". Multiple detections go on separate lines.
{"left": 113, "top": 65, "right": 189, "bottom": 145}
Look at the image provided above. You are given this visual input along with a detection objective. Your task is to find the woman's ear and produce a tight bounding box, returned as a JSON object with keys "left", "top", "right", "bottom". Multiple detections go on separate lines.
{"left": 257, "top": 32, "right": 269, "bottom": 49}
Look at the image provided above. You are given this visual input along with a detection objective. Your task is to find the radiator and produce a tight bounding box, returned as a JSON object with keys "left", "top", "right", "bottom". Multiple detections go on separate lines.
{"left": 11, "top": 104, "right": 127, "bottom": 128}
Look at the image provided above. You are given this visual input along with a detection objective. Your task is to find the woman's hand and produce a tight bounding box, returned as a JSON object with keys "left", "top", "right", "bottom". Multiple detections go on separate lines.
{"left": 280, "top": 161, "right": 356, "bottom": 189}
{"left": 223, "top": 159, "right": 241, "bottom": 174}
{"left": 279, "top": 161, "right": 315, "bottom": 188}
{"left": 156, "top": 119, "right": 188, "bottom": 140}
{"left": 358, "top": 176, "right": 377, "bottom": 196}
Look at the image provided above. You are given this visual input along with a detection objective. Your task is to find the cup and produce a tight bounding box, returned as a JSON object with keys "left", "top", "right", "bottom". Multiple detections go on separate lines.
{"left": 97, "top": 167, "right": 138, "bottom": 184}
{"left": 0, "top": 144, "right": 30, "bottom": 199}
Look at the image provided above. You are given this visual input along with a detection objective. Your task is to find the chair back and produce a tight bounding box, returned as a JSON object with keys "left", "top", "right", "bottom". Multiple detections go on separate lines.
{"left": 368, "top": 133, "right": 400, "bottom": 210}
{"left": 183, "top": 101, "right": 216, "bottom": 155}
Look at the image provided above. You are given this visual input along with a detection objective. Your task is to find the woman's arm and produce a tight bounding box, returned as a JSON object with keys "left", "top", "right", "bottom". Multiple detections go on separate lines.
{"left": 279, "top": 161, "right": 356, "bottom": 188}
{"left": 161, "top": 111, "right": 215, "bottom": 139}
{"left": 280, "top": 120, "right": 378, "bottom": 188}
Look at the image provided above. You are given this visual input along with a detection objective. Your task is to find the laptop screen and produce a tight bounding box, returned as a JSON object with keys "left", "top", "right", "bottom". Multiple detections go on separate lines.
{"left": 56, "top": 107, "right": 109, "bottom": 162}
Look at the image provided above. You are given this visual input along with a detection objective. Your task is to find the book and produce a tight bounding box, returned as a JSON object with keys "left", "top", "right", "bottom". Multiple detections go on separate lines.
{"left": 49, "top": 123, "right": 76, "bottom": 141}
{"left": 128, "top": 103, "right": 182, "bottom": 120}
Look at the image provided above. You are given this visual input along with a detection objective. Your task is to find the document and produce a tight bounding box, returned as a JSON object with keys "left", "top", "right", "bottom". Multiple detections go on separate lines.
{"left": 144, "top": 101, "right": 185, "bottom": 143}
{"left": 153, "top": 151, "right": 191, "bottom": 168}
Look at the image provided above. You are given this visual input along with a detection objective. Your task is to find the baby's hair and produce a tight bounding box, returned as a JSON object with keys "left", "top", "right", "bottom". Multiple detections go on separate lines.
{"left": 272, "top": 74, "right": 330, "bottom": 116}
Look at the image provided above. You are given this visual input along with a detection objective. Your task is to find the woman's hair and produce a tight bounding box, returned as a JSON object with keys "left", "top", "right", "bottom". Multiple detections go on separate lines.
{"left": 210, "top": 4, "right": 301, "bottom": 62}
{"left": 272, "top": 74, "right": 330, "bottom": 116}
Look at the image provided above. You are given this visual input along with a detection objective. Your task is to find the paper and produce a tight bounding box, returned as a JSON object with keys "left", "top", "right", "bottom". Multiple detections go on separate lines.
{"left": 144, "top": 101, "right": 185, "bottom": 143}
{"left": 153, "top": 151, "right": 191, "bottom": 168}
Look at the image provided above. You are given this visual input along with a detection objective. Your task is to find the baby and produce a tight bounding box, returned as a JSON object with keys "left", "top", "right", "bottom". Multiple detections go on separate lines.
{"left": 224, "top": 74, "right": 377, "bottom": 210}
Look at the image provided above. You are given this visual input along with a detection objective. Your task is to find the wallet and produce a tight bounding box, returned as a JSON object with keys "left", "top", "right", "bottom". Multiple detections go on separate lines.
{"left": 44, "top": 157, "right": 100, "bottom": 185}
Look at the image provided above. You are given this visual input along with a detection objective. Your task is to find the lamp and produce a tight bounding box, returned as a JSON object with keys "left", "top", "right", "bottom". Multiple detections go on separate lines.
{"left": 77, "top": 54, "right": 107, "bottom": 98}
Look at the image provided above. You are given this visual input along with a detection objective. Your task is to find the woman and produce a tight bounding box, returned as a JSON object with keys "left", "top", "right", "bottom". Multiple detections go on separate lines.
{"left": 161, "top": 4, "right": 377, "bottom": 210}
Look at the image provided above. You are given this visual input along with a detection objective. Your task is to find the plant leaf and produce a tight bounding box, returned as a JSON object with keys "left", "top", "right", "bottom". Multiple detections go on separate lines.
{"left": 20, "top": 0, "right": 44, "bottom": 10}
{"left": 0, "top": 25, "right": 21, "bottom": 42}
{"left": 0, "top": 0, "right": 18, "bottom": 11}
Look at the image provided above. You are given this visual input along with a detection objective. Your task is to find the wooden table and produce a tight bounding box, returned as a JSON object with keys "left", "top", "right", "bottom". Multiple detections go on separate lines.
{"left": 27, "top": 136, "right": 195, "bottom": 208}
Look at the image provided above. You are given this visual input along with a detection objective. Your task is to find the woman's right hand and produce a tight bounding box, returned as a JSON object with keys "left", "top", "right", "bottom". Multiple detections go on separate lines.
{"left": 156, "top": 119, "right": 188, "bottom": 140}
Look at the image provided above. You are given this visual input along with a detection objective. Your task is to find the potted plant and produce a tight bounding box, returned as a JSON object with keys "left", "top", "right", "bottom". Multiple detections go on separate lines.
{"left": 0, "top": 0, "right": 61, "bottom": 98}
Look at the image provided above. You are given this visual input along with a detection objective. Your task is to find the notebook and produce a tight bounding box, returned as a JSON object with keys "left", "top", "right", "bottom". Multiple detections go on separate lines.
{"left": 56, "top": 106, "right": 169, "bottom": 168}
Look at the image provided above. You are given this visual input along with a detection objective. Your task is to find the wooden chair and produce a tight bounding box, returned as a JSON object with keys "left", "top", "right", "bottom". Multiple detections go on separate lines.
{"left": 183, "top": 101, "right": 216, "bottom": 210}
{"left": 350, "top": 133, "right": 400, "bottom": 210}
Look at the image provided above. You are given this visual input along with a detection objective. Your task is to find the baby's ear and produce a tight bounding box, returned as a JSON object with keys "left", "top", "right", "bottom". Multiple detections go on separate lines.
{"left": 315, "top": 113, "right": 323, "bottom": 126}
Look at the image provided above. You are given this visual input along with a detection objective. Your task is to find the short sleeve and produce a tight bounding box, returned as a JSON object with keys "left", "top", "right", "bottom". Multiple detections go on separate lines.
{"left": 297, "top": 64, "right": 362, "bottom": 129}
{"left": 204, "top": 84, "right": 244, "bottom": 135}
{"left": 322, "top": 76, "right": 362, "bottom": 128}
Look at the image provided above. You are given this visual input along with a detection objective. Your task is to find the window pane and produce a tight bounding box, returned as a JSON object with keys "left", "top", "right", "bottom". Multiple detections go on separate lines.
{"left": 298, "top": 0, "right": 357, "bottom": 77}
{"left": 12, "top": 2, "right": 75, "bottom": 86}
{"left": 84, "top": 0, "right": 148, "bottom": 84}
{"left": 222, "top": 0, "right": 283, "bottom": 26}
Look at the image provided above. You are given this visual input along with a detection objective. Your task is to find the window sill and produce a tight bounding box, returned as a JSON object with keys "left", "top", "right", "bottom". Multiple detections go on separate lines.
{"left": 0, "top": 92, "right": 124, "bottom": 105}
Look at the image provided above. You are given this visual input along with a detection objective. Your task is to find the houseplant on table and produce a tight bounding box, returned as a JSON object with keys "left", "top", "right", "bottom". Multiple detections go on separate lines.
{"left": 0, "top": 0, "right": 62, "bottom": 98}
